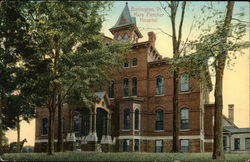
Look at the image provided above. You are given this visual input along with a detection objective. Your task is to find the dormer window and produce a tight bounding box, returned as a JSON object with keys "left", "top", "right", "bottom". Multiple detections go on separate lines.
{"left": 117, "top": 35, "right": 122, "bottom": 41}
{"left": 123, "top": 33, "right": 129, "bottom": 41}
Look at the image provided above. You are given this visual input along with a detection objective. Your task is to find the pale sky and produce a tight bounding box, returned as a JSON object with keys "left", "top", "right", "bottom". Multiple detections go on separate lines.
{"left": 6, "top": 1, "right": 250, "bottom": 146}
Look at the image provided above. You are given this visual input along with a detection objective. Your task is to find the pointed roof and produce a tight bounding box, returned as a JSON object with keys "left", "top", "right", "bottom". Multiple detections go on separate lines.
{"left": 110, "top": 3, "right": 136, "bottom": 30}
{"left": 94, "top": 91, "right": 110, "bottom": 106}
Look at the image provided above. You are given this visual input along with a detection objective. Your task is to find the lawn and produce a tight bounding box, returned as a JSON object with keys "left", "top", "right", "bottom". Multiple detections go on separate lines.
{"left": 2, "top": 152, "right": 250, "bottom": 162}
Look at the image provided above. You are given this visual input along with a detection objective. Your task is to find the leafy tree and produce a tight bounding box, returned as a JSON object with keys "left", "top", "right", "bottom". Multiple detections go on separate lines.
{"left": 4, "top": 94, "right": 35, "bottom": 152}
{"left": 14, "top": 1, "right": 130, "bottom": 155}
{"left": 0, "top": 0, "right": 33, "bottom": 151}
{"left": 172, "top": 1, "right": 249, "bottom": 159}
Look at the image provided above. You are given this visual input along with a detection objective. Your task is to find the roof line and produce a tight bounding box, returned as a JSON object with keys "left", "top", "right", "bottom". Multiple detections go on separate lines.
{"left": 223, "top": 114, "right": 238, "bottom": 128}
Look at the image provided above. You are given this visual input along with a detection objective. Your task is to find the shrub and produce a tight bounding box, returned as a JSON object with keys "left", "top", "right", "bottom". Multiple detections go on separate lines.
{"left": 21, "top": 146, "right": 34, "bottom": 153}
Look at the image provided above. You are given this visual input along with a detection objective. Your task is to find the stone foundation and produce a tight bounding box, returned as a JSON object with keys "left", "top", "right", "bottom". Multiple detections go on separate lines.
{"left": 34, "top": 141, "right": 75, "bottom": 152}
{"left": 204, "top": 142, "right": 213, "bottom": 152}
{"left": 118, "top": 139, "right": 202, "bottom": 153}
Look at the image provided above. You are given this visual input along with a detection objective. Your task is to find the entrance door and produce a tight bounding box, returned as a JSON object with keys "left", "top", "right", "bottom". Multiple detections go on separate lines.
{"left": 96, "top": 108, "right": 107, "bottom": 143}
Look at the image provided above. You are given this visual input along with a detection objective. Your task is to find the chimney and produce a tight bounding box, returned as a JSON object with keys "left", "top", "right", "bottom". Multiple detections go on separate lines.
{"left": 228, "top": 104, "right": 234, "bottom": 123}
{"left": 148, "top": 32, "right": 156, "bottom": 47}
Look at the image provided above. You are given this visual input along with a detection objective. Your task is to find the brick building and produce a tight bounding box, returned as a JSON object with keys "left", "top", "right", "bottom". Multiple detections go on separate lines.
{"left": 34, "top": 3, "right": 216, "bottom": 153}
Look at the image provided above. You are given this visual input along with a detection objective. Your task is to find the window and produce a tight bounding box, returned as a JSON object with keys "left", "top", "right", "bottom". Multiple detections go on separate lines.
{"left": 180, "top": 139, "right": 189, "bottom": 152}
{"left": 245, "top": 138, "right": 250, "bottom": 149}
{"left": 62, "top": 117, "right": 65, "bottom": 133}
{"left": 234, "top": 138, "right": 240, "bottom": 150}
{"left": 108, "top": 81, "right": 114, "bottom": 98}
{"left": 134, "top": 139, "right": 139, "bottom": 152}
{"left": 155, "top": 140, "right": 163, "bottom": 152}
{"left": 123, "top": 139, "right": 130, "bottom": 152}
{"left": 156, "top": 76, "right": 165, "bottom": 95}
{"left": 42, "top": 118, "right": 48, "bottom": 135}
{"left": 132, "top": 77, "right": 137, "bottom": 96}
{"left": 123, "top": 78, "right": 129, "bottom": 97}
{"left": 124, "top": 59, "right": 129, "bottom": 67}
{"left": 73, "top": 112, "right": 81, "bottom": 137}
{"left": 124, "top": 109, "right": 130, "bottom": 129}
{"left": 155, "top": 109, "right": 164, "bottom": 130}
{"left": 134, "top": 109, "right": 139, "bottom": 130}
{"left": 117, "top": 35, "right": 122, "bottom": 41}
{"left": 180, "top": 74, "right": 189, "bottom": 92}
{"left": 181, "top": 108, "right": 189, "bottom": 129}
{"left": 123, "top": 33, "right": 129, "bottom": 41}
{"left": 223, "top": 136, "right": 227, "bottom": 150}
{"left": 132, "top": 58, "right": 138, "bottom": 66}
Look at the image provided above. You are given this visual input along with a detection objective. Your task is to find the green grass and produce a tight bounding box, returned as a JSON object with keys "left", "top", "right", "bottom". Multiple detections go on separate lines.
{"left": 2, "top": 152, "right": 250, "bottom": 162}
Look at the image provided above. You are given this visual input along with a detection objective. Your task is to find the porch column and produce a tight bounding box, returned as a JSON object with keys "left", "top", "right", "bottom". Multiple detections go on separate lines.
{"left": 93, "top": 111, "right": 97, "bottom": 134}
{"left": 86, "top": 108, "right": 97, "bottom": 142}
{"left": 107, "top": 114, "right": 111, "bottom": 136}
{"left": 89, "top": 112, "right": 93, "bottom": 133}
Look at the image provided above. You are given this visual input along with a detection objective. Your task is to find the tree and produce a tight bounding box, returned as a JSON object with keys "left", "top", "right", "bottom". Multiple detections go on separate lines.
{"left": 175, "top": 1, "right": 249, "bottom": 159}
{"left": 16, "top": 1, "right": 129, "bottom": 155}
{"left": 0, "top": 0, "right": 32, "bottom": 151}
{"left": 160, "top": 1, "right": 187, "bottom": 152}
{"left": 4, "top": 94, "right": 35, "bottom": 152}
{"left": 211, "top": 2, "right": 235, "bottom": 159}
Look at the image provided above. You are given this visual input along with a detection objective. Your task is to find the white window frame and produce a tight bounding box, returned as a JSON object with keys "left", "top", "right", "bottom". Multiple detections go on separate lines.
{"left": 180, "top": 74, "right": 189, "bottom": 92}
{"left": 180, "top": 139, "right": 189, "bottom": 152}
{"left": 155, "top": 140, "right": 163, "bottom": 152}
{"left": 134, "top": 109, "right": 140, "bottom": 130}
{"left": 134, "top": 139, "right": 140, "bottom": 152}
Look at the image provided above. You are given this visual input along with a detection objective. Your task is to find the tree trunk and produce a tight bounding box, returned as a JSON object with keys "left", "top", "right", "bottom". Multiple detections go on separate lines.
{"left": 172, "top": 69, "right": 179, "bottom": 152}
{"left": 212, "top": 1, "right": 234, "bottom": 160}
{"left": 169, "top": 2, "right": 186, "bottom": 152}
{"left": 213, "top": 65, "right": 225, "bottom": 159}
{"left": 0, "top": 100, "right": 3, "bottom": 148}
{"left": 16, "top": 116, "right": 20, "bottom": 153}
{"left": 57, "top": 93, "right": 63, "bottom": 152}
{"left": 48, "top": 108, "right": 55, "bottom": 155}
{"left": 170, "top": 2, "right": 179, "bottom": 152}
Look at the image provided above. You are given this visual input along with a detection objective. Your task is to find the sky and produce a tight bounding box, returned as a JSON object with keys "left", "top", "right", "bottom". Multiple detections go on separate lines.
{"left": 6, "top": 1, "right": 250, "bottom": 146}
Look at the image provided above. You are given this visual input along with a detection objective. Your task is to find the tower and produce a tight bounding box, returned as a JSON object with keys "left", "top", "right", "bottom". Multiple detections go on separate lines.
{"left": 109, "top": 3, "right": 142, "bottom": 43}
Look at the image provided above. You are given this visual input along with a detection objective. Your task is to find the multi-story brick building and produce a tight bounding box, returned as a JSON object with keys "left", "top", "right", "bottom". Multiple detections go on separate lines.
{"left": 34, "top": 3, "right": 217, "bottom": 153}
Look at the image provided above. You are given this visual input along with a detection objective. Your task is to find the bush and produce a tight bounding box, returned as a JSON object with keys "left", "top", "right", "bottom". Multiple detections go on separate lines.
{"left": 21, "top": 146, "right": 34, "bottom": 153}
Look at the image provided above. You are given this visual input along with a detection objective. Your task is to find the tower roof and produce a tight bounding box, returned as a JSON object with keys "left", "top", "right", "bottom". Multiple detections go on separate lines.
{"left": 110, "top": 3, "right": 136, "bottom": 30}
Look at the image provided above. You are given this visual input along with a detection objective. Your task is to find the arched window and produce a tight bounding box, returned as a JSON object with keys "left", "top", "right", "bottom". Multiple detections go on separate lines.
{"left": 124, "top": 109, "right": 130, "bottom": 129}
{"left": 134, "top": 109, "right": 139, "bottom": 130}
{"left": 117, "top": 35, "right": 122, "bottom": 41}
{"left": 124, "top": 59, "right": 129, "bottom": 67}
{"left": 180, "top": 74, "right": 189, "bottom": 92}
{"left": 155, "top": 109, "right": 164, "bottom": 130}
{"left": 156, "top": 76, "right": 165, "bottom": 95}
{"left": 108, "top": 81, "right": 114, "bottom": 98}
{"left": 181, "top": 108, "right": 189, "bottom": 129}
{"left": 123, "top": 78, "right": 129, "bottom": 97}
{"left": 73, "top": 112, "right": 81, "bottom": 136}
{"left": 42, "top": 118, "right": 48, "bottom": 135}
{"left": 123, "top": 33, "right": 129, "bottom": 41}
{"left": 132, "top": 58, "right": 138, "bottom": 66}
{"left": 132, "top": 77, "right": 137, "bottom": 96}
